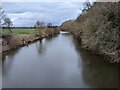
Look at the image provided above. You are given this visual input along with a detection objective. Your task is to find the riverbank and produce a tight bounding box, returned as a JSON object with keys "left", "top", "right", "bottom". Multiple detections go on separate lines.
{"left": 2, "top": 28, "right": 59, "bottom": 52}
{"left": 60, "top": 2, "right": 120, "bottom": 63}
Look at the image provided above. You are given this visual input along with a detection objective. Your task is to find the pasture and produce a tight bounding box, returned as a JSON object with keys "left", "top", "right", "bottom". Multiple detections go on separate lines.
{"left": 2, "top": 29, "right": 35, "bottom": 34}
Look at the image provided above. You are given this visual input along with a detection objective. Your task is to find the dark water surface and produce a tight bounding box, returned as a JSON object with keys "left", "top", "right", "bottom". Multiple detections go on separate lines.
{"left": 2, "top": 32, "right": 119, "bottom": 88}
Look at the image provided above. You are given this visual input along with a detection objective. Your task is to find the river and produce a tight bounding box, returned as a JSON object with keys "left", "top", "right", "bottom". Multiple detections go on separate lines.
{"left": 2, "top": 32, "right": 119, "bottom": 88}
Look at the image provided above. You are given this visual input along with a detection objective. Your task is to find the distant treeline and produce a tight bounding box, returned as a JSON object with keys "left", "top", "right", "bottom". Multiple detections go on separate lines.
{"left": 2, "top": 26, "right": 58, "bottom": 29}
{"left": 2, "top": 27, "right": 35, "bottom": 29}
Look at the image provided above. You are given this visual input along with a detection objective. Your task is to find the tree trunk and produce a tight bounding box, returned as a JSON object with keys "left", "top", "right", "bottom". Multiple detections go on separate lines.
{"left": 9, "top": 27, "right": 12, "bottom": 33}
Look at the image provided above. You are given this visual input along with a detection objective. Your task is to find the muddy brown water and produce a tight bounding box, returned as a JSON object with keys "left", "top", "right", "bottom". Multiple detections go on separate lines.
{"left": 2, "top": 31, "right": 119, "bottom": 88}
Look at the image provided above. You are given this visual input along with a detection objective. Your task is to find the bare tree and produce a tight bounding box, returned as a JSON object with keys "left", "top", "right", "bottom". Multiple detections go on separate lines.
{"left": 0, "top": 8, "right": 13, "bottom": 33}
{"left": 83, "top": 1, "right": 91, "bottom": 10}
{"left": 3, "top": 18, "right": 13, "bottom": 33}
{"left": 34, "top": 21, "right": 46, "bottom": 38}
{"left": 35, "top": 21, "right": 45, "bottom": 29}
{"left": 47, "top": 23, "right": 52, "bottom": 28}
{"left": 81, "top": 0, "right": 92, "bottom": 14}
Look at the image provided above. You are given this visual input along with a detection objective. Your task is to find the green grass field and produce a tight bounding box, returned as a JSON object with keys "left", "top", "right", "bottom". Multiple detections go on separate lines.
{"left": 2, "top": 29, "right": 35, "bottom": 34}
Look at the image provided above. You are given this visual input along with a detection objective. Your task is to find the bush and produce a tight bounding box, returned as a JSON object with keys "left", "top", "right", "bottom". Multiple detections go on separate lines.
{"left": 107, "top": 10, "right": 118, "bottom": 27}
{"left": 107, "top": 11, "right": 116, "bottom": 22}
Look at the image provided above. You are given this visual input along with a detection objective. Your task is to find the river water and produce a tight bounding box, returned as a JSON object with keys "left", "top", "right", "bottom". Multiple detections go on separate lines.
{"left": 2, "top": 32, "right": 119, "bottom": 88}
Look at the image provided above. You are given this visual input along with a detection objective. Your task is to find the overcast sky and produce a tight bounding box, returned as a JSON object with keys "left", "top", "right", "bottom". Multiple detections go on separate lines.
{"left": 2, "top": 2, "right": 85, "bottom": 27}
{"left": 2, "top": 0, "right": 95, "bottom": 2}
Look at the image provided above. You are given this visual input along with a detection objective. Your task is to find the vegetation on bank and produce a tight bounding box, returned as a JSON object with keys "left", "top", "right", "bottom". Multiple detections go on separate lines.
{"left": 2, "top": 27, "right": 59, "bottom": 52}
{"left": 60, "top": 2, "right": 120, "bottom": 63}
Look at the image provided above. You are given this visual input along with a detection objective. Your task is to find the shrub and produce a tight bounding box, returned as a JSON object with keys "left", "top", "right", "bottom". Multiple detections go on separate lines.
{"left": 107, "top": 10, "right": 118, "bottom": 28}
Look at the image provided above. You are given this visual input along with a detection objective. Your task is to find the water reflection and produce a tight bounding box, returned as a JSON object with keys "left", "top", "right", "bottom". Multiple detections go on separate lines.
{"left": 35, "top": 37, "right": 57, "bottom": 56}
{"left": 36, "top": 40, "right": 46, "bottom": 55}
{"left": 73, "top": 39, "right": 119, "bottom": 88}
{"left": 2, "top": 49, "right": 20, "bottom": 61}
{"left": 2, "top": 49, "right": 21, "bottom": 75}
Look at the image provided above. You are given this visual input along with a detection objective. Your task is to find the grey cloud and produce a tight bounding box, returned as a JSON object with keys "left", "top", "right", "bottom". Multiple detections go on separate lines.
{"left": 2, "top": 2, "right": 83, "bottom": 27}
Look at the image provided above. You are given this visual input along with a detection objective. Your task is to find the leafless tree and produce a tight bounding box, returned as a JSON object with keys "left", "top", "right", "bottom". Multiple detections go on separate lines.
{"left": 47, "top": 23, "right": 52, "bottom": 28}
{"left": 83, "top": 1, "right": 91, "bottom": 10}
{"left": 35, "top": 21, "right": 45, "bottom": 29}
{"left": 0, "top": 8, "right": 13, "bottom": 33}
{"left": 34, "top": 21, "right": 46, "bottom": 38}
{"left": 81, "top": 0, "right": 92, "bottom": 14}
{"left": 3, "top": 18, "right": 13, "bottom": 33}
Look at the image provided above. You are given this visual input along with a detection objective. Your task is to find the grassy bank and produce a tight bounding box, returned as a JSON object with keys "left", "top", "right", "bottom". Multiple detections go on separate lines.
{"left": 2, "top": 28, "right": 59, "bottom": 52}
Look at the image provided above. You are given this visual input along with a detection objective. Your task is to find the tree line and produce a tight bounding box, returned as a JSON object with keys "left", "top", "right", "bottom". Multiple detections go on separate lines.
{"left": 0, "top": 7, "right": 57, "bottom": 34}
